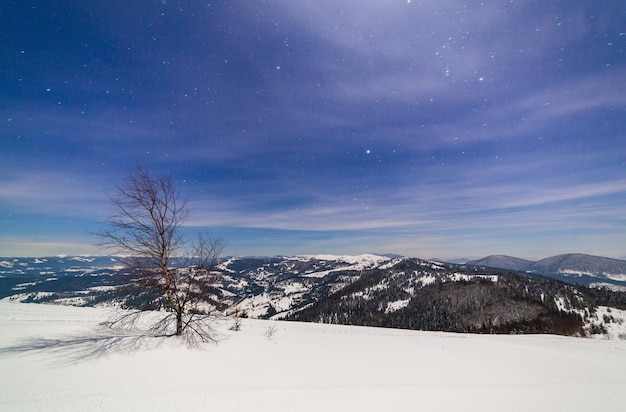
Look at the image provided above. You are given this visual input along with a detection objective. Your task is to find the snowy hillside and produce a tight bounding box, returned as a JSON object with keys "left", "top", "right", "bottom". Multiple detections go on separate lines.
{"left": 287, "top": 258, "right": 626, "bottom": 337}
{"left": 1, "top": 302, "right": 625, "bottom": 412}
{"left": 218, "top": 254, "right": 392, "bottom": 318}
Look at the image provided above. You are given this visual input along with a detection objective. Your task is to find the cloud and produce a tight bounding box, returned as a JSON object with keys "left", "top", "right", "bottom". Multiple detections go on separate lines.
{"left": 184, "top": 171, "right": 626, "bottom": 236}
{"left": 509, "top": 70, "right": 626, "bottom": 121}
{"left": 0, "top": 170, "right": 108, "bottom": 218}
{"left": 0, "top": 238, "right": 100, "bottom": 257}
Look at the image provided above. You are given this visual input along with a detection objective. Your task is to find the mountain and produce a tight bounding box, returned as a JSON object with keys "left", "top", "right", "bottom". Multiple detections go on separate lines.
{"left": 2, "top": 254, "right": 626, "bottom": 339}
{"left": 529, "top": 254, "right": 626, "bottom": 279}
{"left": 466, "top": 255, "right": 533, "bottom": 271}
{"left": 286, "top": 257, "right": 626, "bottom": 336}
{"left": 467, "top": 253, "right": 626, "bottom": 290}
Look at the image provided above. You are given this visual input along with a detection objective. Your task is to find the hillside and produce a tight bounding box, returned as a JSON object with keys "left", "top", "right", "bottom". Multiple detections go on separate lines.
{"left": 286, "top": 257, "right": 626, "bottom": 337}
{"left": 530, "top": 254, "right": 626, "bottom": 280}
{"left": 467, "top": 253, "right": 626, "bottom": 290}
{"left": 1, "top": 302, "right": 626, "bottom": 411}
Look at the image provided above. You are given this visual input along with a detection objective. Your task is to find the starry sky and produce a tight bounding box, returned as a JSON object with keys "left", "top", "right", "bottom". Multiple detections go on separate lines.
{"left": 1, "top": 1, "right": 625, "bottom": 259}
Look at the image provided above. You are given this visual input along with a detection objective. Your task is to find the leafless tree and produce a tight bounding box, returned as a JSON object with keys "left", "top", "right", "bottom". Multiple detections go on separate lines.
{"left": 98, "top": 167, "right": 224, "bottom": 343}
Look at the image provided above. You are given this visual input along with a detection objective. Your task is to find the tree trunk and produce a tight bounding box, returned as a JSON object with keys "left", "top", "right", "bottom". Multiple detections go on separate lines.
{"left": 176, "top": 310, "right": 183, "bottom": 335}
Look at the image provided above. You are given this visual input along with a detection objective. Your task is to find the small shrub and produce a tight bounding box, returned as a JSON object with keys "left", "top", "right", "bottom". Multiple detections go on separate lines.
{"left": 264, "top": 325, "right": 277, "bottom": 340}
{"left": 230, "top": 316, "right": 242, "bottom": 332}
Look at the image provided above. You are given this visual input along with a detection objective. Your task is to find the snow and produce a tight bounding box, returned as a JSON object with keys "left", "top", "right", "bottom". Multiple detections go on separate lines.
{"left": 13, "top": 281, "right": 38, "bottom": 289}
{"left": 606, "top": 273, "right": 626, "bottom": 282}
{"left": 299, "top": 253, "right": 388, "bottom": 264}
{"left": 237, "top": 293, "right": 275, "bottom": 318}
{"left": 1, "top": 302, "right": 626, "bottom": 412}
{"left": 300, "top": 269, "right": 335, "bottom": 278}
{"left": 419, "top": 274, "right": 437, "bottom": 286}
{"left": 2, "top": 292, "right": 56, "bottom": 302}
{"left": 590, "top": 282, "right": 626, "bottom": 292}
{"left": 450, "top": 273, "right": 498, "bottom": 282}
{"left": 281, "top": 282, "right": 308, "bottom": 294}
{"left": 590, "top": 306, "right": 626, "bottom": 340}
{"left": 559, "top": 269, "right": 594, "bottom": 276}
{"left": 385, "top": 299, "right": 410, "bottom": 313}
{"left": 54, "top": 297, "right": 90, "bottom": 306}
{"left": 69, "top": 256, "right": 95, "bottom": 263}
{"left": 217, "top": 257, "right": 238, "bottom": 272}
{"left": 558, "top": 270, "right": 626, "bottom": 282}
{"left": 554, "top": 296, "right": 568, "bottom": 312}
{"left": 300, "top": 254, "right": 389, "bottom": 278}
{"left": 299, "top": 254, "right": 389, "bottom": 275}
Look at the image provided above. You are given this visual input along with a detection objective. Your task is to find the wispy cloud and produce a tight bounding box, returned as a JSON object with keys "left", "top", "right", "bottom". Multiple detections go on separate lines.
{"left": 0, "top": 238, "right": 100, "bottom": 257}
{"left": 0, "top": 170, "right": 107, "bottom": 218}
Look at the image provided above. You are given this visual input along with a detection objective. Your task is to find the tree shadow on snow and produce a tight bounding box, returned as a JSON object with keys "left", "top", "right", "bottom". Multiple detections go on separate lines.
{"left": 0, "top": 327, "right": 172, "bottom": 365}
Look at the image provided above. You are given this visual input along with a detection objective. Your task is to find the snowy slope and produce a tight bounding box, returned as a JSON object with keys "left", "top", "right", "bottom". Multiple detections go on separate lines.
{"left": 1, "top": 302, "right": 626, "bottom": 412}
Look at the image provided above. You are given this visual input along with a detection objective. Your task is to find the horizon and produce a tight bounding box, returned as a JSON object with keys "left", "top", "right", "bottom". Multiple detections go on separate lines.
{"left": 1, "top": 251, "right": 626, "bottom": 263}
{"left": 2, "top": 1, "right": 625, "bottom": 259}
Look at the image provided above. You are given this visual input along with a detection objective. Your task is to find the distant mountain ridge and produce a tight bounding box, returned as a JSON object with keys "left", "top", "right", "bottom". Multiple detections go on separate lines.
{"left": 465, "top": 255, "right": 533, "bottom": 272}
{"left": 467, "top": 253, "right": 626, "bottom": 289}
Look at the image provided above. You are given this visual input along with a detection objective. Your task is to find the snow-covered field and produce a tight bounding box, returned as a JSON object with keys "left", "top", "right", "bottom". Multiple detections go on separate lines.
{"left": 1, "top": 302, "right": 625, "bottom": 411}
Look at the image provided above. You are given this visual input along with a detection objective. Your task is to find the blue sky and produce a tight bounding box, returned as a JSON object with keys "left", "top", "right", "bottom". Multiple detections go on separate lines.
{"left": 1, "top": 0, "right": 625, "bottom": 259}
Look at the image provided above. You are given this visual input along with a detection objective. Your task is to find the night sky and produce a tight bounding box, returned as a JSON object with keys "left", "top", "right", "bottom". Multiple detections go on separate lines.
{"left": 1, "top": 1, "right": 625, "bottom": 259}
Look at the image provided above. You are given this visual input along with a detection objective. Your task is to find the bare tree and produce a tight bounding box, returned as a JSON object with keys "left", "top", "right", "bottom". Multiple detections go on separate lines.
{"left": 98, "top": 167, "right": 224, "bottom": 343}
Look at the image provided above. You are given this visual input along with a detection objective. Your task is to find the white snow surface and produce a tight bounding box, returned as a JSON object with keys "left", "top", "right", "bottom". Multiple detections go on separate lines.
{"left": 591, "top": 306, "right": 626, "bottom": 340}
{"left": 385, "top": 299, "right": 411, "bottom": 313}
{"left": 297, "top": 254, "right": 390, "bottom": 278}
{"left": 1, "top": 302, "right": 626, "bottom": 412}
{"left": 298, "top": 253, "right": 388, "bottom": 264}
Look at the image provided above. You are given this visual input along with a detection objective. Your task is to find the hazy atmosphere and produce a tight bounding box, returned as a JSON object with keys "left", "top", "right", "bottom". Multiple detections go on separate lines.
{"left": 1, "top": 1, "right": 625, "bottom": 259}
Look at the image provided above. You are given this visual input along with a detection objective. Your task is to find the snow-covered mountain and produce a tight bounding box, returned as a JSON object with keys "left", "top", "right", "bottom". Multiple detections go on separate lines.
{"left": 467, "top": 253, "right": 626, "bottom": 290}
{"left": 2, "top": 254, "right": 626, "bottom": 339}
{"left": 217, "top": 254, "right": 390, "bottom": 318}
